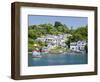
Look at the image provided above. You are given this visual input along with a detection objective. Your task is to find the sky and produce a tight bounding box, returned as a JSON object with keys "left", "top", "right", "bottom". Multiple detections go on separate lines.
{"left": 28, "top": 15, "right": 88, "bottom": 29}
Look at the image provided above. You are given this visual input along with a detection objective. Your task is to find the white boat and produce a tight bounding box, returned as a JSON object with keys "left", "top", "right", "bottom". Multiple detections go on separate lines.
{"left": 32, "top": 48, "right": 41, "bottom": 58}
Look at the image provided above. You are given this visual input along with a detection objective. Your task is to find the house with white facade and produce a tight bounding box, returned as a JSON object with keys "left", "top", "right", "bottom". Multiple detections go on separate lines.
{"left": 36, "top": 34, "right": 71, "bottom": 49}
{"left": 70, "top": 41, "right": 87, "bottom": 51}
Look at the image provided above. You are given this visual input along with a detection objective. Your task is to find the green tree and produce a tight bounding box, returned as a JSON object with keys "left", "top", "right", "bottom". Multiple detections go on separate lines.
{"left": 69, "top": 26, "right": 88, "bottom": 42}
{"left": 54, "top": 21, "right": 63, "bottom": 27}
{"left": 85, "top": 44, "right": 88, "bottom": 53}
{"left": 28, "top": 30, "right": 37, "bottom": 39}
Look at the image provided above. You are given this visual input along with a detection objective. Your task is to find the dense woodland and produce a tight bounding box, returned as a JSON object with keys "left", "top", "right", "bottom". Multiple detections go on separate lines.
{"left": 28, "top": 21, "right": 87, "bottom": 51}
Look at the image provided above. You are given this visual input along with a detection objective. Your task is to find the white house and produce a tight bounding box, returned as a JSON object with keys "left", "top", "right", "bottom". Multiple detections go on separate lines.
{"left": 35, "top": 34, "right": 71, "bottom": 49}
{"left": 77, "top": 41, "right": 87, "bottom": 50}
{"left": 70, "top": 42, "right": 78, "bottom": 51}
{"left": 70, "top": 41, "right": 87, "bottom": 51}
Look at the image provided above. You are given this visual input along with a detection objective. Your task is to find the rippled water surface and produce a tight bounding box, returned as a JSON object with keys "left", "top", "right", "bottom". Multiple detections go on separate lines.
{"left": 28, "top": 52, "right": 88, "bottom": 66}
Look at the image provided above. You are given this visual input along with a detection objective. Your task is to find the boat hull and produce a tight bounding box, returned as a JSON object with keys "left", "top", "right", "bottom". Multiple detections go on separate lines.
{"left": 32, "top": 55, "right": 42, "bottom": 58}
{"left": 32, "top": 51, "right": 41, "bottom": 58}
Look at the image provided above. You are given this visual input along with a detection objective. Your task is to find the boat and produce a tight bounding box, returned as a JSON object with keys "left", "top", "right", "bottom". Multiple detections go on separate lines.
{"left": 42, "top": 47, "right": 49, "bottom": 55}
{"left": 32, "top": 48, "right": 41, "bottom": 58}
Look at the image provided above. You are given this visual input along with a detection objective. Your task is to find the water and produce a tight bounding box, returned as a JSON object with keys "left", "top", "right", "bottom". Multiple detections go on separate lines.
{"left": 28, "top": 52, "right": 88, "bottom": 66}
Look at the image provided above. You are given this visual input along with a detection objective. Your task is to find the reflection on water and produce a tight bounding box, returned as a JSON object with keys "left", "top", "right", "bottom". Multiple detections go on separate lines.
{"left": 28, "top": 53, "right": 88, "bottom": 66}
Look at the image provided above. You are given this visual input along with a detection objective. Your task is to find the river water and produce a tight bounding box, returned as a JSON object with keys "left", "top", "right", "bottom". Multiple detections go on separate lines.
{"left": 28, "top": 52, "right": 88, "bottom": 66}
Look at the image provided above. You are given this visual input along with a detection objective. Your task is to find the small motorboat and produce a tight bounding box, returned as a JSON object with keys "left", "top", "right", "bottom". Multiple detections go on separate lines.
{"left": 42, "top": 47, "right": 49, "bottom": 55}
{"left": 32, "top": 48, "right": 41, "bottom": 58}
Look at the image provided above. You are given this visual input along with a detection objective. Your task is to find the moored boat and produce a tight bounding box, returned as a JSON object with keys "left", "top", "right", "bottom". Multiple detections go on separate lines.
{"left": 42, "top": 47, "right": 49, "bottom": 55}
{"left": 32, "top": 48, "right": 41, "bottom": 58}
